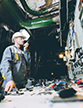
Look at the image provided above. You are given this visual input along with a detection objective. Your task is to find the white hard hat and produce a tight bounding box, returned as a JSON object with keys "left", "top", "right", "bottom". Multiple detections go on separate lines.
{"left": 12, "top": 32, "right": 26, "bottom": 43}
{"left": 20, "top": 29, "right": 30, "bottom": 41}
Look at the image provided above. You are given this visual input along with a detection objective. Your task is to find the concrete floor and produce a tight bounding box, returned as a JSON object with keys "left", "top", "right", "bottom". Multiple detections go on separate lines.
{"left": 1, "top": 83, "right": 83, "bottom": 108}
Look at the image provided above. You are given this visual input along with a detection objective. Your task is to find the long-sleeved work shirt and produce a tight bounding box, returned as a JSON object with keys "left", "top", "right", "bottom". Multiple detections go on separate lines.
{"left": 0, "top": 45, "right": 31, "bottom": 88}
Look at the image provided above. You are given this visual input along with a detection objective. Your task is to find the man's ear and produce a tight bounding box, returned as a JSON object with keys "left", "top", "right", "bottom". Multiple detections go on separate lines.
{"left": 14, "top": 38, "right": 16, "bottom": 42}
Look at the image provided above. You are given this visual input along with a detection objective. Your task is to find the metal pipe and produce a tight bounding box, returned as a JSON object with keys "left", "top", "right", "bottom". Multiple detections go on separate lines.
{"left": 20, "top": 0, "right": 49, "bottom": 16}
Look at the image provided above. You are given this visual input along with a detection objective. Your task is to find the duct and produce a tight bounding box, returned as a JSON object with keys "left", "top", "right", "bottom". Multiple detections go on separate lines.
{"left": 0, "top": 0, "right": 60, "bottom": 30}
{"left": 20, "top": 0, "right": 49, "bottom": 16}
{"left": 0, "top": 0, "right": 24, "bottom": 30}
{"left": 20, "top": 0, "right": 59, "bottom": 16}
{"left": 20, "top": 17, "right": 60, "bottom": 29}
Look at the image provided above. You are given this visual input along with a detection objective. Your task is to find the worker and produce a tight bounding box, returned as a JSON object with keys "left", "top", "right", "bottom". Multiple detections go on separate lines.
{"left": 0, "top": 32, "right": 31, "bottom": 93}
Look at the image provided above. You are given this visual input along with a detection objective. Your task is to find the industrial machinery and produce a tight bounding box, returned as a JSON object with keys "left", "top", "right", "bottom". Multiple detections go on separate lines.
{"left": 65, "top": 0, "right": 83, "bottom": 80}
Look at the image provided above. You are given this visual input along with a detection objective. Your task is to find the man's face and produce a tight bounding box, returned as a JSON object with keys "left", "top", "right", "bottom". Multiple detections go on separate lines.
{"left": 15, "top": 36, "right": 24, "bottom": 45}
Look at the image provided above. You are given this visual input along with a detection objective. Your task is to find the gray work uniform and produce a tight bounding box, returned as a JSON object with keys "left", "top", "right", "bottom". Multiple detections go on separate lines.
{"left": 0, "top": 45, "right": 31, "bottom": 89}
